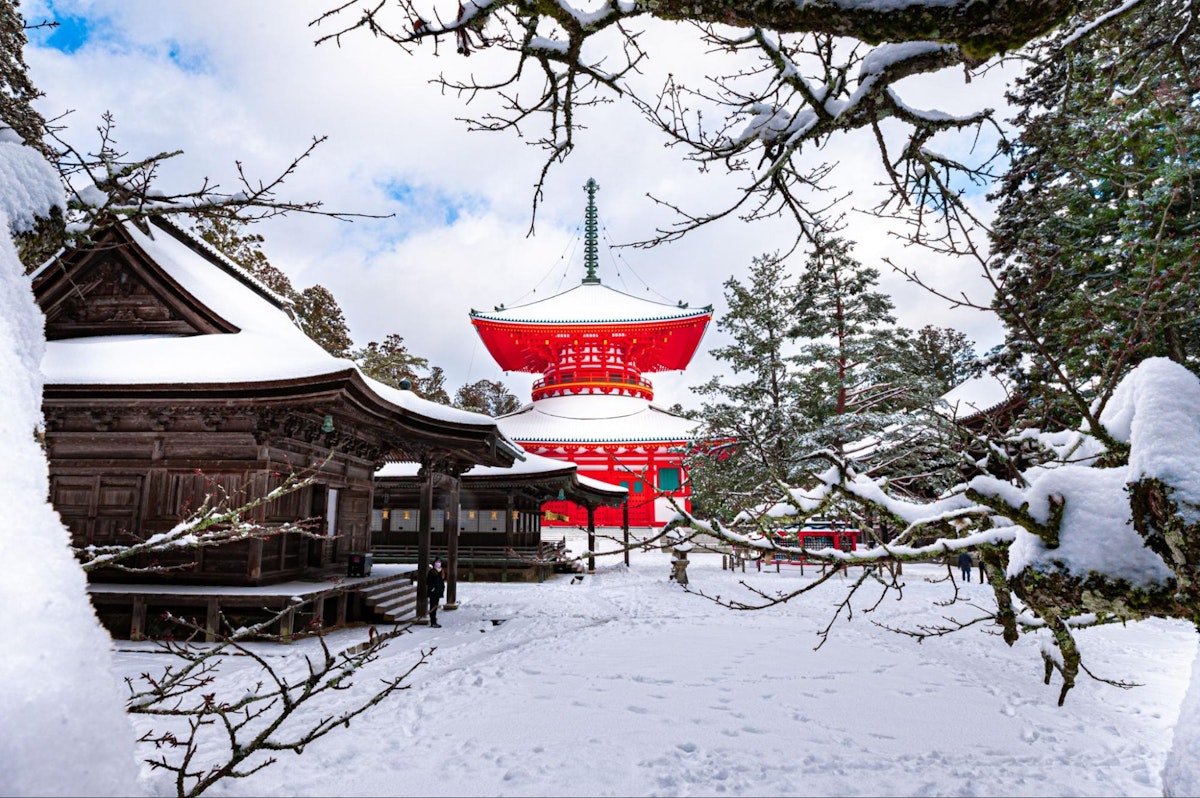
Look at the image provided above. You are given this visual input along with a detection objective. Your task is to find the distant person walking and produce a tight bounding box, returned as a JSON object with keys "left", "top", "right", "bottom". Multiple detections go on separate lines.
{"left": 427, "top": 559, "right": 445, "bottom": 628}
{"left": 978, "top": 555, "right": 987, "bottom": 584}
{"left": 958, "top": 551, "right": 973, "bottom": 582}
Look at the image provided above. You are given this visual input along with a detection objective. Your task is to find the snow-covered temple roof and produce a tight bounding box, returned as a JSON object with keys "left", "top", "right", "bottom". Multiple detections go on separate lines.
{"left": 34, "top": 217, "right": 522, "bottom": 455}
{"left": 470, "top": 281, "right": 712, "bottom": 326}
{"left": 496, "top": 394, "right": 699, "bottom": 444}
{"left": 937, "top": 372, "right": 1020, "bottom": 424}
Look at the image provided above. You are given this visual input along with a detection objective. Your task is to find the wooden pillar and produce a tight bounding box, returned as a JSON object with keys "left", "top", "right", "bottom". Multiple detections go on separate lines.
{"left": 130, "top": 595, "right": 146, "bottom": 641}
{"left": 279, "top": 606, "right": 294, "bottom": 643}
{"left": 336, "top": 592, "right": 348, "bottom": 627}
{"left": 417, "top": 468, "right": 433, "bottom": 621}
{"left": 623, "top": 499, "right": 630, "bottom": 567}
{"left": 505, "top": 494, "right": 515, "bottom": 550}
{"left": 205, "top": 597, "right": 220, "bottom": 643}
{"left": 247, "top": 537, "right": 263, "bottom": 582}
{"left": 587, "top": 504, "right": 596, "bottom": 573}
{"left": 446, "top": 475, "right": 461, "bottom": 610}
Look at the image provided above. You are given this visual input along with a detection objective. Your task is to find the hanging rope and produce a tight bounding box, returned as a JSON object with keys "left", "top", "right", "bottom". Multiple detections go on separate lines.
{"left": 601, "top": 225, "right": 677, "bottom": 303}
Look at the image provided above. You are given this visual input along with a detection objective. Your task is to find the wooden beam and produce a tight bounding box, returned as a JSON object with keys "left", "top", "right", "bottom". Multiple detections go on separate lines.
{"left": 416, "top": 469, "right": 432, "bottom": 621}
{"left": 623, "top": 499, "right": 630, "bottom": 567}
{"left": 130, "top": 595, "right": 146, "bottom": 641}
{"left": 336, "top": 591, "right": 348, "bottom": 627}
{"left": 505, "top": 494, "right": 515, "bottom": 550}
{"left": 445, "top": 476, "right": 461, "bottom": 610}
{"left": 205, "top": 597, "right": 220, "bottom": 643}
{"left": 587, "top": 504, "right": 596, "bottom": 573}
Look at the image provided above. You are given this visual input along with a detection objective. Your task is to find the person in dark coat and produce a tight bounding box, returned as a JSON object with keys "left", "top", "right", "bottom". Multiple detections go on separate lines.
{"left": 958, "top": 551, "right": 973, "bottom": 582}
{"left": 426, "top": 559, "right": 445, "bottom": 628}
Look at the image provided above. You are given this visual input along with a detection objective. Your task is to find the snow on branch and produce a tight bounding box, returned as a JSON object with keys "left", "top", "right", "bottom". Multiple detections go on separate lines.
{"left": 663, "top": 358, "right": 1200, "bottom": 703}
{"left": 311, "top": 0, "right": 1079, "bottom": 244}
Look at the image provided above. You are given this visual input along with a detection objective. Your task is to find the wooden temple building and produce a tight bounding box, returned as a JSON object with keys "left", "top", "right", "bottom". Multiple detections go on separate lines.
{"left": 470, "top": 179, "right": 713, "bottom": 529}
{"left": 372, "top": 451, "right": 627, "bottom": 587}
{"left": 33, "top": 216, "right": 525, "bottom": 638}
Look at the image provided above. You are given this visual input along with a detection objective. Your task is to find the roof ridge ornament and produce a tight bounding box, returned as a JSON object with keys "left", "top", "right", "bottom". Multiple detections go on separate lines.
{"left": 582, "top": 177, "right": 601, "bottom": 285}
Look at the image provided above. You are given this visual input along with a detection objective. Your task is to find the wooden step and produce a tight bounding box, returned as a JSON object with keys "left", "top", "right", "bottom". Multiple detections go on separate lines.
{"left": 359, "top": 582, "right": 412, "bottom": 603}
{"left": 358, "top": 577, "right": 418, "bottom": 623}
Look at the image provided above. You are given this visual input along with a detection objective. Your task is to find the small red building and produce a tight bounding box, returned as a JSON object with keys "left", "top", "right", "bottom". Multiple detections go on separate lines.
{"left": 470, "top": 179, "right": 713, "bottom": 528}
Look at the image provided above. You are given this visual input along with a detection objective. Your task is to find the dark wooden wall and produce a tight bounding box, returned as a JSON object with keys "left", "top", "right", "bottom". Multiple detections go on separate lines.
{"left": 45, "top": 405, "right": 380, "bottom": 586}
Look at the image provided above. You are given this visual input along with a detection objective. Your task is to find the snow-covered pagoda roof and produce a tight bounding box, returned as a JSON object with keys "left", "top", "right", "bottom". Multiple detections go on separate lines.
{"left": 937, "top": 372, "right": 1021, "bottom": 424}
{"left": 496, "top": 394, "right": 699, "bottom": 444}
{"left": 471, "top": 281, "right": 713, "bottom": 374}
{"left": 33, "top": 217, "right": 523, "bottom": 466}
{"left": 470, "top": 281, "right": 712, "bottom": 326}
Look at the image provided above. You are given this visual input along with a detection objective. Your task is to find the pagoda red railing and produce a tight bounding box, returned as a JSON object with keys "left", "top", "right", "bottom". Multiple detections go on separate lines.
{"left": 532, "top": 373, "right": 654, "bottom": 400}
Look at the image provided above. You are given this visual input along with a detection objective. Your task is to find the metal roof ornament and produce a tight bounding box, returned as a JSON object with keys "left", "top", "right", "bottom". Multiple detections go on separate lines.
{"left": 583, "top": 177, "right": 601, "bottom": 285}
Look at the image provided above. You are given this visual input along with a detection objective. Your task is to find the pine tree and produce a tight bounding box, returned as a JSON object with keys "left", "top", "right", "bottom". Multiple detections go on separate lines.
{"left": 0, "top": 0, "right": 48, "bottom": 153}
{"left": 788, "top": 235, "right": 922, "bottom": 455}
{"left": 193, "top": 216, "right": 297, "bottom": 299}
{"left": 416, "top": 365, "right": 451, "bottom": 404}
{"left": 902, "top": 325, "right": 980, "bottom": 397}
{"left": 293, "top": 285, "right": 354, "bottom": 359}
{"left": 353, "top": 333, "right": 451, "bottom": 403}
{"left": 192, "top": 217, "right": 362, "bottom": 366}
{"left": 690, "top": 242, "right": 964, "bottom": 518}
{"left": 989, "top": 0, "right": 1200, "bottom": 428}
{"left": 688, "top": 253, "right": 809, "bottom": 519}
{"left": 454, "top": 379, "right": 521, "bottom": 416}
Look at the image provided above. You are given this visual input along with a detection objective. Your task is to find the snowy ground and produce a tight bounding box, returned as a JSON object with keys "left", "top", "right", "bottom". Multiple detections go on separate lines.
{"left": 112, "top": 533, "right": 1196, "bottom": 798}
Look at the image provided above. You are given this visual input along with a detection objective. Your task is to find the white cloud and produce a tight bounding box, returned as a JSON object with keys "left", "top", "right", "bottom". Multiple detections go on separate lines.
{"left": 25, "top": 0, "right": 1013, "bottom": 410}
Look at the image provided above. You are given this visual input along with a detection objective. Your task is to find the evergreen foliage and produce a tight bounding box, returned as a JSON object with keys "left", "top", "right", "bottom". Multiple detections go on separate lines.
{"left": 688, "top": 253, "right": 809, "bottom": 519}
{"left": 294, "top": 285, "right": 354, "bottom": 359}
{"left": 689, "top": 243, "right": 972, "bottom": 519}
{"left": 418, "top": 365, "right": 451, "bottom": 404}
{"left": 352, "top": 333, "right": 449, "bottom": 402}
{"left": 901, "top": 325, "right": 981, "bottom": 398}
{"left": 0, "top": 0, "right": 48, "bottom": 153}
{"left": 193, "top": 216, "right": 297, "bottom": 298}
{"left": 788, "top": 236, "right": 920, "bottom": 450}
{"left": 989, "top": 0, "right": 1200, "bottom": 430}
{"left": 192, "top": 216, "right": 359, "bottom": 362}
{"left": 353, "top": 333, "right": 428, "bottom": 389}
{"left": 454, "top": 379, "right": 521, "bottom": 416}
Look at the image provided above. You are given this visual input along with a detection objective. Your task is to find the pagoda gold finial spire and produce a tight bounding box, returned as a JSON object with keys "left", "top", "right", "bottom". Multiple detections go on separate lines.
{"left": 582, "top": 177, "right": 601, "bottom": 284}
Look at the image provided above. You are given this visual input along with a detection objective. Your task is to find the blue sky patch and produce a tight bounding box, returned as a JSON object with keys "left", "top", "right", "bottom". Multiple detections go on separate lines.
{"left": 164, "top": 40, "right": 212, "bottom": 74}
{"left": 40, "top": 10, "right": 89, "bottom": 53}
{"left": 31, "top": 4, "right": 212, "bottom": 73}
{"left": 382, "top": 179, "right": 485, "bottom": 229}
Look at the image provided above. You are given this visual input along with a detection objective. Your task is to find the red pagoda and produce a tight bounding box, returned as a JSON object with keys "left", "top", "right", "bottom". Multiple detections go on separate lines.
{"left": 470, "top": 179, "right": 713, "bottom": 527}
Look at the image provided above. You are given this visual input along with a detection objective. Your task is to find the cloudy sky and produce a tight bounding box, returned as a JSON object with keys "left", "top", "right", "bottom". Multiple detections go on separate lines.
{"left": 22, "top": 0, "right": 1015, "bottom": 409}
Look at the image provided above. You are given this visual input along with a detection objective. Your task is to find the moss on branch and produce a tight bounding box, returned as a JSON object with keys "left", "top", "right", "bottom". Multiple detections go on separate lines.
{"left": 641, "top": 0, "right": 1075, "bottom": 59}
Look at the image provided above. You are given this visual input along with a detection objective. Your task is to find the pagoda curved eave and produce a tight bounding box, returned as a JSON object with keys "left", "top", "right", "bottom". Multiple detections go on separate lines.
{"left": 471, "top": 314, "right": 712, "bottom": 373}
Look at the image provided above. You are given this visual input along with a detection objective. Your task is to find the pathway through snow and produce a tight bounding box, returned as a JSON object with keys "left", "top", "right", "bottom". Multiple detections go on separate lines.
{"left": 113, "top": 543, "right": 1194, "bottom": 797}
